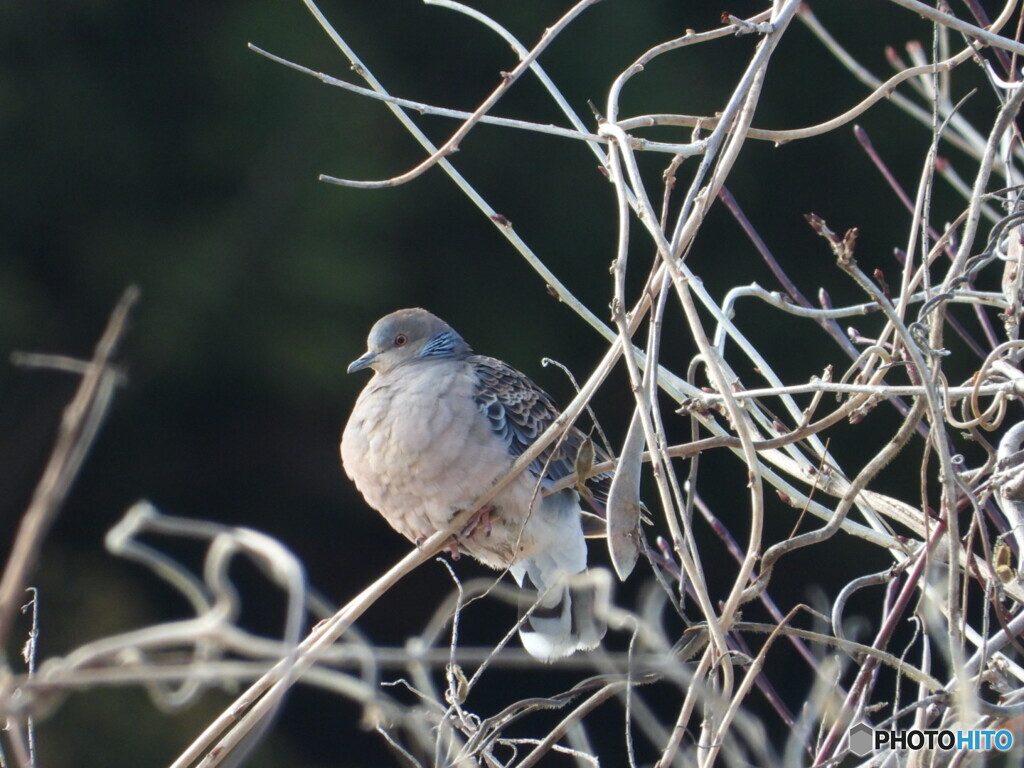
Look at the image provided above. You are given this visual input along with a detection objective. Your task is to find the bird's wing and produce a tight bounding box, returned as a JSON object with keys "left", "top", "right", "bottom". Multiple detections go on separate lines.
{"left": 471, "top": 356, "right": 613, "bottom": 509}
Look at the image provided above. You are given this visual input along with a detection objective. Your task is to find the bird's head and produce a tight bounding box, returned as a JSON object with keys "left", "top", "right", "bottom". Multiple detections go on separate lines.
{"left": 347, "top": 308, "right": 471, "bottom": 375}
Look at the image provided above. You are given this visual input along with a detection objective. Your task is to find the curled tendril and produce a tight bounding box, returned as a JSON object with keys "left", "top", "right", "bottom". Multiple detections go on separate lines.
{"left": 965, "top": 340, "right": 1024, "bottom": 431}
{"left": 941, "top": 341, "right": 1024, "bottom": 431}
{"left": 908, "top": 321, "right": 932, "bottom": 353}
{"left": 942, "top": 372, "right": 1003, "bottom": 431}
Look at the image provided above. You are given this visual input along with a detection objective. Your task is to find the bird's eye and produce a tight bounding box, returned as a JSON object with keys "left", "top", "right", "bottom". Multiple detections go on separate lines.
{"left": 393, "top": 334, "right": 408, "bottom": 347}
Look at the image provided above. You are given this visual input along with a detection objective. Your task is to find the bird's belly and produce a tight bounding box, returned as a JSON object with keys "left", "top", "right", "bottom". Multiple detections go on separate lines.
{"left": 457, "top": 474, "right": 549, "bottom": 568}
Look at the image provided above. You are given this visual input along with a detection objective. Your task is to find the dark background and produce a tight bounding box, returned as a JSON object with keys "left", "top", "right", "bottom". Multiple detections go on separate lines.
{"left": 0, "top": 1, "right": 1009, "bottom": 765}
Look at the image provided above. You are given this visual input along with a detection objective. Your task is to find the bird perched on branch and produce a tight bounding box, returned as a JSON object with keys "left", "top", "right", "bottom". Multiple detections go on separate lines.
{"left": 341, "top": 308, "right": 610, "bottom": 661}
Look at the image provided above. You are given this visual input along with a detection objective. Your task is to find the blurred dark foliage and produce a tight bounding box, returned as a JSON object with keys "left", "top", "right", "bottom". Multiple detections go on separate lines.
{"left": 0, "top": 0, "right": 1007, "bottom": 765}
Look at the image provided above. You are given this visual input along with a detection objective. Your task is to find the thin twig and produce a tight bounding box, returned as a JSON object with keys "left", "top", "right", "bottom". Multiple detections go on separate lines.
{"left": 0, "top": 286, "right": 139, "bottom": 650}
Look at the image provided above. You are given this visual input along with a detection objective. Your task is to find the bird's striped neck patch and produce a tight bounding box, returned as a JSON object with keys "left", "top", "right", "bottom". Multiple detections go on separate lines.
{"left": 418, "top": 330, "right": 466, "bottom": 359}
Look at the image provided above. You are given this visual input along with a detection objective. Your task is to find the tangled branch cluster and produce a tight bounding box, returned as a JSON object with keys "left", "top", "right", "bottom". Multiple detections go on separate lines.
{"left": 4, "top": 1, "right": 1024, "bottom": 766}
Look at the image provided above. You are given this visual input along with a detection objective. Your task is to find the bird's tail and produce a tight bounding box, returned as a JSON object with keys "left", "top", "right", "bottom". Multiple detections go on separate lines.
{"left": 511, "top": 558, "right": 610, "bottom": 662}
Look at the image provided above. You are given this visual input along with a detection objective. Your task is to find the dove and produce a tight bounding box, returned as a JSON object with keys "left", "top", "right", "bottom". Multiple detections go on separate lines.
{"left": 341, "top": 308, "right": 610, "bottom": 660}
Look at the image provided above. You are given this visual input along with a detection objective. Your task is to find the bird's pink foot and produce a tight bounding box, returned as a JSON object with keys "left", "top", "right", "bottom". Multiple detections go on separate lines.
{"left": 416, "top": 534, "right": 462, "bottom": 559}
{"left": 460, "top": 504, "right": 494, "bottom": 539}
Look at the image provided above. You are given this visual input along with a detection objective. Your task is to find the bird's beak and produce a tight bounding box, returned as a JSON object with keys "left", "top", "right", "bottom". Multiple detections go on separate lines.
{"left": 347, "top": 350, "right": 377, "bottom": 373}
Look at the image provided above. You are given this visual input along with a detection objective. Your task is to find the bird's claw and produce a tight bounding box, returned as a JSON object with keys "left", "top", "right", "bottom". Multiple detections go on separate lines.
{"left": 416, "top": 534, "right": 462, "bottom": 559}
{"left": 447, "top": 540, "right": 462, "bottom": 560}
{"left": 460, "top": 504, "right": 494, "bottom": 539}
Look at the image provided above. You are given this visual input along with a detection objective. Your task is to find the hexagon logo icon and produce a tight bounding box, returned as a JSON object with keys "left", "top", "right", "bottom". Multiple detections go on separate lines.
{"left": 849, "top": 722, "right": 874, "bottom": 757}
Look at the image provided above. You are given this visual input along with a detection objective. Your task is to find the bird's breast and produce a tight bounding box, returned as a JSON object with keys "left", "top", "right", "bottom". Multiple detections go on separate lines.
{"left": 341, "top": 362, "right": 513, "bottom": 542}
